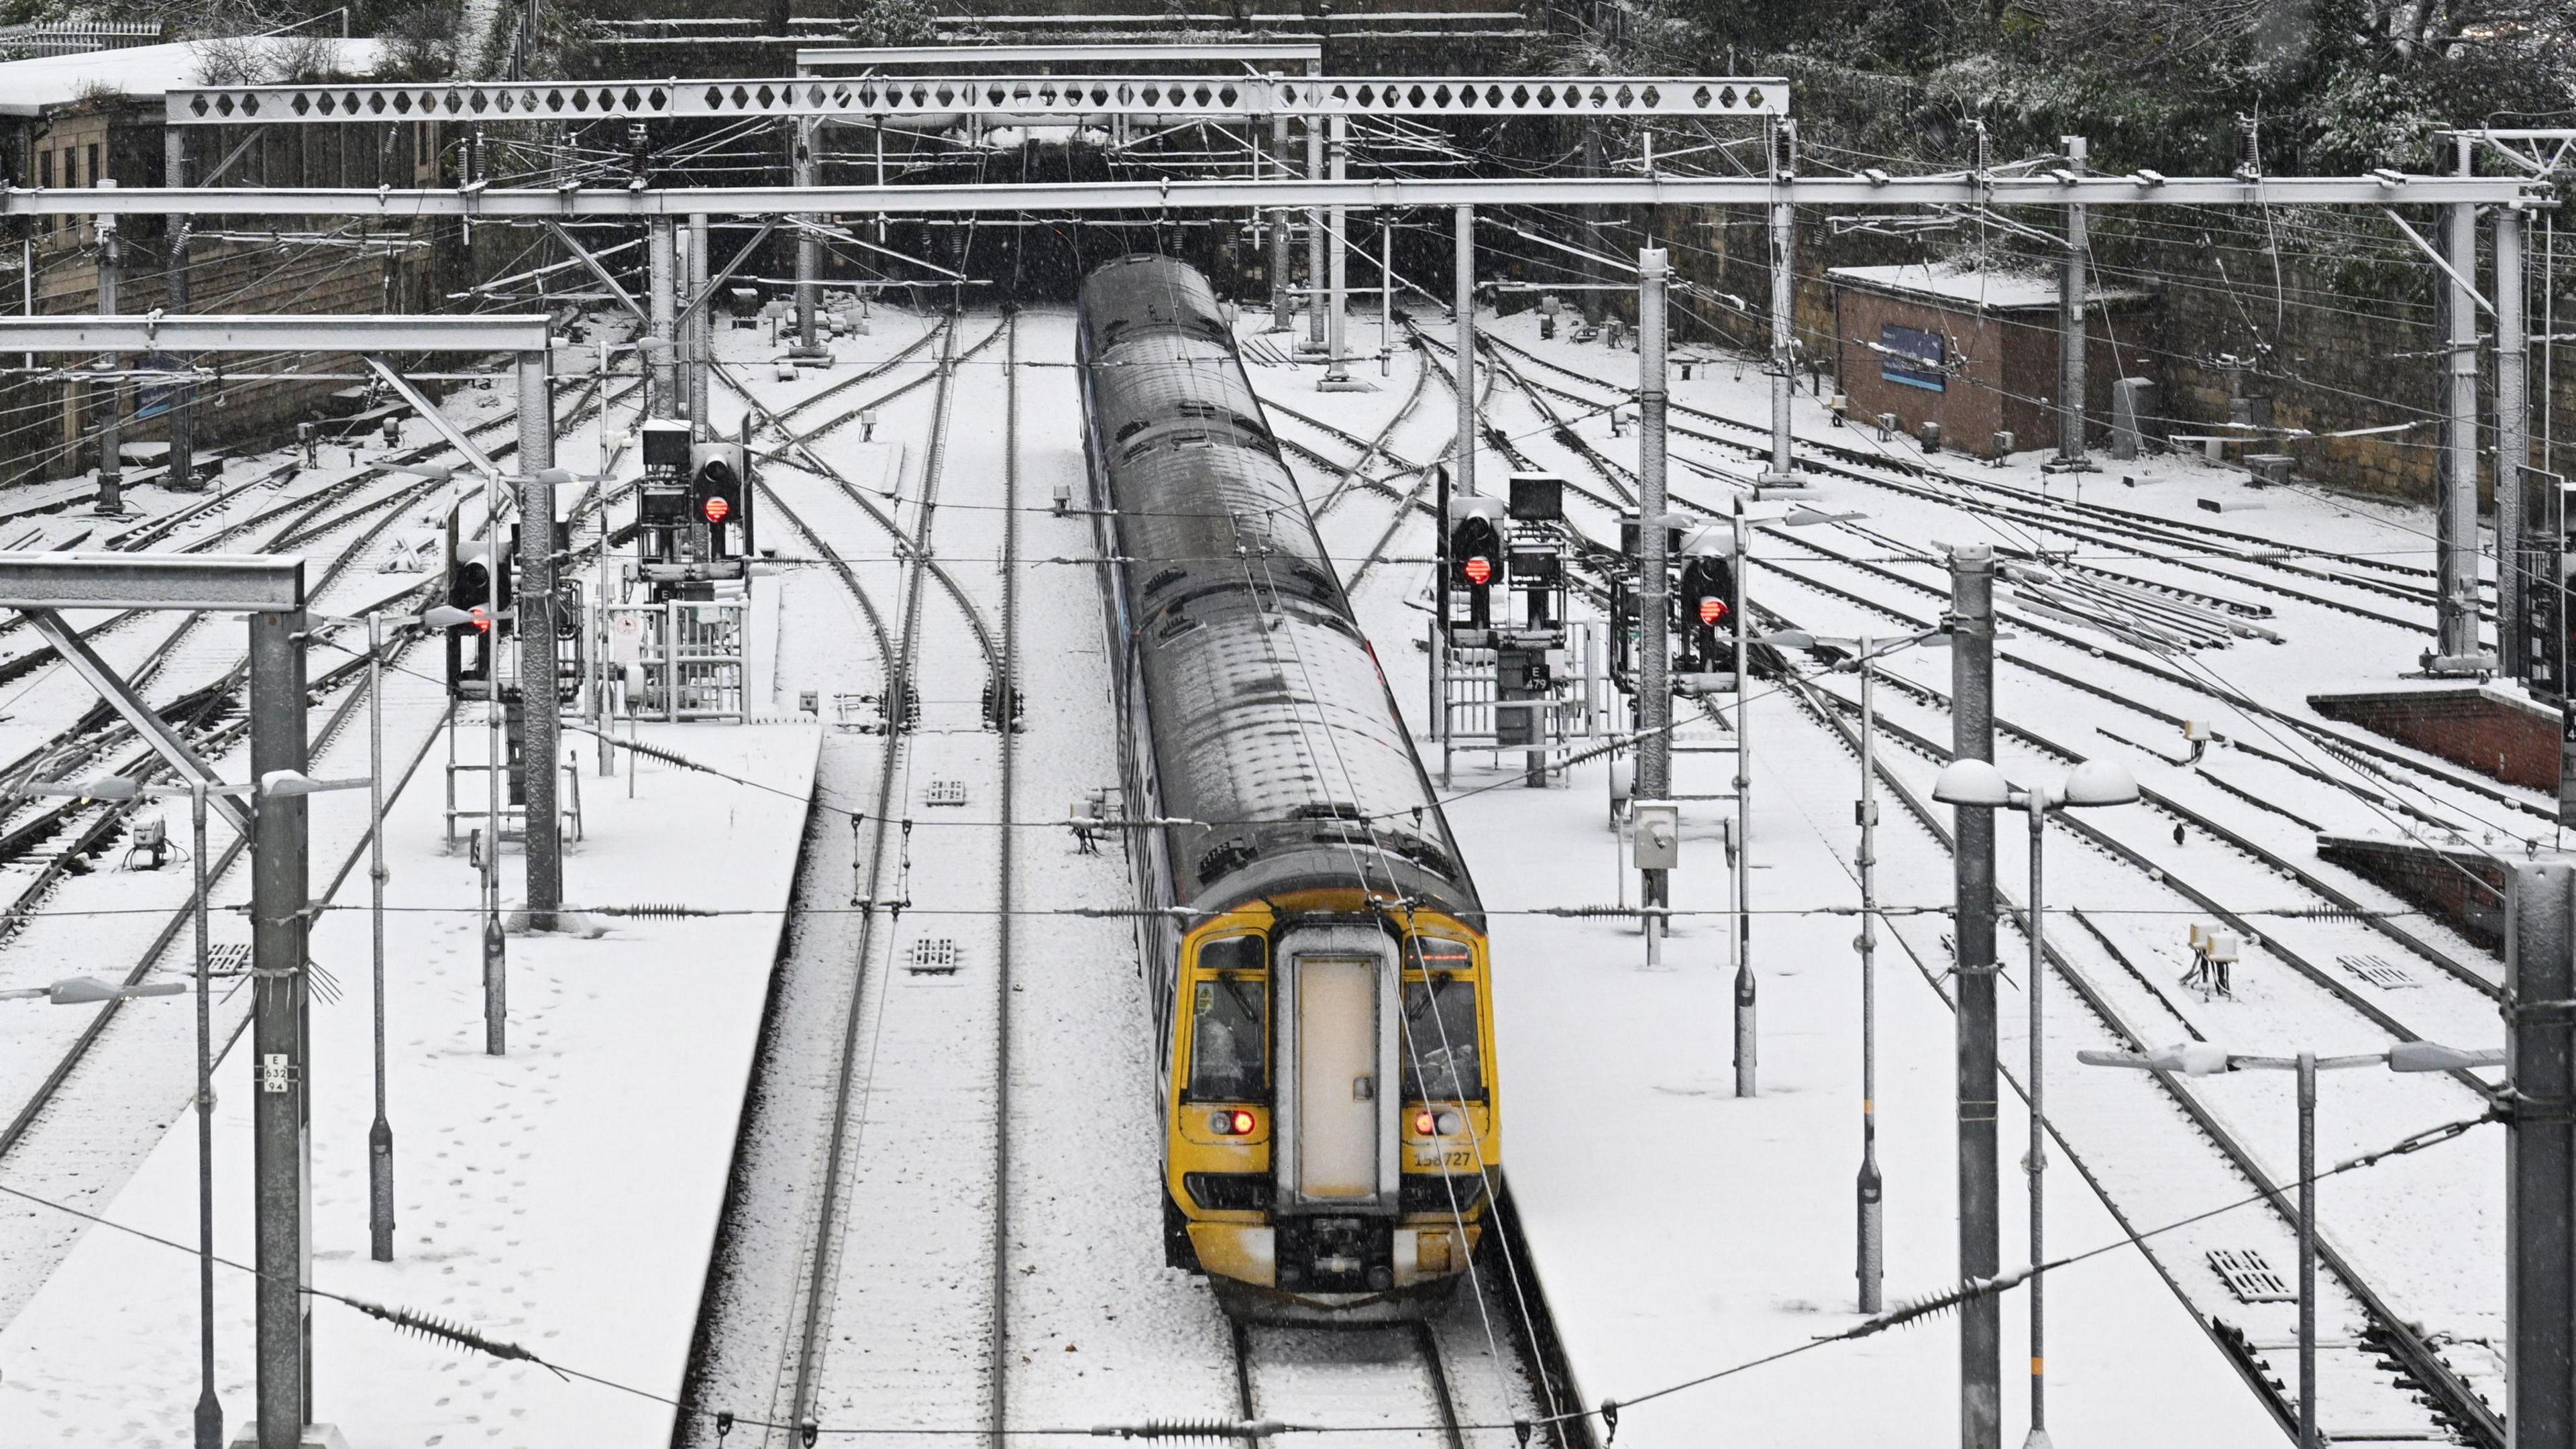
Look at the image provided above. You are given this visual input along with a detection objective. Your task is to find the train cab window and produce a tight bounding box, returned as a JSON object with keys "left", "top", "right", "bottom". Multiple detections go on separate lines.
{"left": 1185, "top": 936, "right": 1267, "bottom": 1103}
{"left": 1401, "top": 943, "right": 1483, "bottom": 1102}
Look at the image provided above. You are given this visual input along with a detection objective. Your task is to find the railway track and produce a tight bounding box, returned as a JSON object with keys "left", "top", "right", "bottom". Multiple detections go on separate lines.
{"left": 1758, "top": 605, "right": 2507, "bottom": 1445}
{"left": 0, "top": 343, "right": 644, "bottom": 1324}
{"left": 1431, "top": 328, "right": 2485, "bottom": 638}
{"left": 1279, "top": 335, "right": 2510, "bottom": 1441}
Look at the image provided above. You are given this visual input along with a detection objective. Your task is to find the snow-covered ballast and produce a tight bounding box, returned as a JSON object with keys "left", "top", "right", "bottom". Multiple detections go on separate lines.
{"left": 1075, "top": 254, "right": 1500, "bottom": 1322}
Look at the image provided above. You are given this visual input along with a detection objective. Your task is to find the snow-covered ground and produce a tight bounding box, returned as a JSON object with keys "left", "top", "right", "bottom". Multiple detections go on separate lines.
{"left": 0, "top": 286, "right": 2532, "bottom": 1448}
{"left": 1267, "top": 302, "right": 2520, "bottom": 1445}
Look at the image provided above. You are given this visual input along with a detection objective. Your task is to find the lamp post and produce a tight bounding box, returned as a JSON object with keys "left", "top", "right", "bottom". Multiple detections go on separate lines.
{"left": 2080, "top": 1039, "right": 2505, "bottom": 1449}
{"left": 1934, "top": 753, "right": 2143, "bottom": 1449}
{"left": 388, "top": 457, "right": 511, "bottom": 1052}
{"left": 27, "top": 772, "right": 244, "bottom": 1448}
{"left": 332, "top": 602, "right": 475, "bottom": 1263}
{"left": 22, "top": 769, "right": 356, "bottom": 1444}
{"left": 1771, "top": 625, "right": 1951, "bottom": 1313}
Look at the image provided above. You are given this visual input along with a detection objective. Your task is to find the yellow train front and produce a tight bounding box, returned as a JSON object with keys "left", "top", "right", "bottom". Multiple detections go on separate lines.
{"left": 1076, "top": 256, "right": 1499, "bottom": 1322}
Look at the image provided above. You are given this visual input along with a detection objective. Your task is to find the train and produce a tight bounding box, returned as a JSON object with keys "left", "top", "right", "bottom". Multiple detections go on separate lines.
{"left": 1075, "top": 255, "right": 1501, "bottom": 1322}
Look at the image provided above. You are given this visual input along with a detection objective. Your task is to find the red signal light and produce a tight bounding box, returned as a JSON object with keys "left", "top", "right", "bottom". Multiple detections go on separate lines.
{"left": 1697, "top": 598, "right": 1728, "bottom": 627}
{"left": 1462, "top": 556, "right": 1493, "bottom": 586}
{"left": 469, "top": 606, "right": 492, "bottom": 633}
{"left": 701, "top": 495, "right": 732, "bottom": 525}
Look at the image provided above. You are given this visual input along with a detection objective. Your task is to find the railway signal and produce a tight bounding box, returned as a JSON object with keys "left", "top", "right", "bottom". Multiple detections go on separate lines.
{"left": 1448, "top": 509, "right": 1502, "bottom": 635}
{"left": 691, "top": 441, "right": 749, "bottom": 555}
{"left": 443, "top": 539, "right": 511, "bottom": 691}
{"left": 1678, "top": 553, "right": 1737, "bottom": 675}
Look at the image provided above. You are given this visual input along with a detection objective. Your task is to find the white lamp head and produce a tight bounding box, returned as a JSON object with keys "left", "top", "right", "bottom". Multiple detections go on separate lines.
{"left": 2062, "top": 757, "right": 2142, "bottom": 808}
{"left": 2387, "top": 1040, "right": 2507, "bottom": 1073}
{"left": 1931, "top": 757, "right": 2013, "bottom": 808}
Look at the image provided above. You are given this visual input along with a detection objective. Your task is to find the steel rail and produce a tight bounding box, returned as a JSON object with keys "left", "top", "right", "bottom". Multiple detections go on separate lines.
{"left": 1751, "top": 544, "right": 2504, "bottom": 1000}
{"left": 986, "top": 311, "right": 1023, "bottom": 1448}
{"left": 782, "top": 318, "right": 960, "bottom": 1431}
{"left": 1767, "top": 613, "right": 2505, "bottom": 1447}
{"left": 1454, "top": 329, "right": 2468, "bottom": 630}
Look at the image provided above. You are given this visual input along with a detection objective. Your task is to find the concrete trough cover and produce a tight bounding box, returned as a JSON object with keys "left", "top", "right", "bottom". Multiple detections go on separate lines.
{"left": 907, "top": 936, "right": 961, "bottom": 975}
{"left": 2208, "top": 1247, "right": 2297, "bottom": 1303}
{"left": 2337, "top": 953, "right": 2419, "bottom": 989}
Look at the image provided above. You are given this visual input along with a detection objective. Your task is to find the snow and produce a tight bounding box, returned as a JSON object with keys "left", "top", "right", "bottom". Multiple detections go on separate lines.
{"left": 1265, "top": 301, "right": 2519, "bottom": 1445}
{"left": 0, "top": 40, "right": 386, "bottom": 115}
{"left": 0, "top": 278, "right": 2536, "bottom": 1447}
{"left": 0, "top": 696, "right": 820, "bottom": 1437}
{"left": 1827, "top": 261, "right": 2147, "bottom": 312}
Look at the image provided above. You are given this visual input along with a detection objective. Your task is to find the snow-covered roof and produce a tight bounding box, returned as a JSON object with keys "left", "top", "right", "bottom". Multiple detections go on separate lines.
{"left": 0, "top": 38, "right": 384, "bottom": 116}
{"left": 1827, "top": 260, "right": 2149, "bottom": 313}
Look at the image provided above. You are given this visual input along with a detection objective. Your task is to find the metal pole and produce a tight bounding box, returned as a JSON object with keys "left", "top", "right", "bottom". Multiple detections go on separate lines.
{"left": 2438, "top": 136, "right": 2485, "bottom": 669}
{"left": 2298, "top": 1050, "right": 2319, "bottom": 1449}
{"left": 163, "top": 131, "right": 194, "bottom": 494}
{"left": 1381, "top": 214, "right": 1393, "bottom": 377}
{"left": 1856, "top": 639, "right": 1883, "bottom": 1313}
{"left": 1580, "top": 119, "right": 1602, "bottom": 327}
{"left": 1951, "top": 543, "right": 2002, "bottom": 1449}
{"left": 1763, "top": 121, "right": 1797, "bottom": 488}
{"left": 1636, "top": 248, "right": 1670, "bottom": 958}
{"left": 2500, "top": 205, "right": 2530, "bottom": 680}
{"left": 794, "top": 119, "right": 821, "bottom": 356}
{"left": 1324, "top": 117, "right": 1350, "bottom": 384}
{"left": 366, "top": 615, "right": 394, "bottom": 1263}
{"left": 647, "top": 216, "right": 677, "bottom": 417}
{"left": 688, "top": 212, "right": 710, "bottom": 428}
{"left": 95, "top": 199, "right": 123, "bottom": 515}
{"left": 1731, "top": 513, "right": 1754, "bottom": 1096}
{"left": 517, "top": 352, "right": 560, "bottom": 928}
{"left": 1455, "top": 205, "right": 1476, "bottom": 502}
{"left": 2509, "top": 862, "right": 2576, "bottom": 1449}
{"left": 191, "top": 779, "right": 220, "bottom": 1449}
{"left": 483, "top": 464, "right": 507, "bottom": 1056}
{"left": 1269, "top": 107, "right": 1292, "bottom": 331}
{"left": 1305, "top": 116, "right": 1326, "bottom": 353}
{"left": 2055, "top": 136, "right": 2090, "bottom": 470}
{"left": 2025, "top": 795, "right": 2051, "bottom": 1448}
{"left": 248, "top": 608, "right": 311, "bottom": 1448}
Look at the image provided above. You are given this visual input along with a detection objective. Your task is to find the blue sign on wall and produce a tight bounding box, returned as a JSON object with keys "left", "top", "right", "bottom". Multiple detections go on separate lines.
{"left": 1880, "top": 324, "right": 1946, "bottom": 392}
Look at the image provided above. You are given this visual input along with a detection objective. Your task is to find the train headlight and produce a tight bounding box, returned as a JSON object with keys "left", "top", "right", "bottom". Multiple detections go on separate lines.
{"left": 1411, "top": 1109, "right": 1463, "bottom": 1136}
{"left": 1209, "top": 1109, "right": 1256, "bottom": 1136}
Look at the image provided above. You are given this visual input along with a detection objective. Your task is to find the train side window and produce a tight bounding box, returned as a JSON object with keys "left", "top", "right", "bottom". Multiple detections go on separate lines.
{"left": 1400, "top": 976, "right": 1483, "bottom": 1102}
{"left": 1185, "top": 936, "right": 1267, "bottom": 1103}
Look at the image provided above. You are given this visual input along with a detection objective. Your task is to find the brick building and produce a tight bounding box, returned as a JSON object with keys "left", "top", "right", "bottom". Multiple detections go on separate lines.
{"left": 1825, "top": 261, "right": 2156, "bottom": 461}
{"left": 0, "top": 38, "right": 447, "bottom": 488}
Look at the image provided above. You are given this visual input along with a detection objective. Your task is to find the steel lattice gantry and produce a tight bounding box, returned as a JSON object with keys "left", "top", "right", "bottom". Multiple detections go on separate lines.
{"left": 161, "top": 73, "right": 1789, "bottom": 125}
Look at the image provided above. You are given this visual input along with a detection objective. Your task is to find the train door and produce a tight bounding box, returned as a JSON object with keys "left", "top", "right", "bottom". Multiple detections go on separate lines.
{"left": 1273, "top": 926, "right": 1399, "bottom": 1210}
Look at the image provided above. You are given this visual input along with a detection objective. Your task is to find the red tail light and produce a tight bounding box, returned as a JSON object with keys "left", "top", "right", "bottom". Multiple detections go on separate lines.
{"left": 1208, "top": 1109, "right": 1256, "bottom": 1136}
{"left": 1412, "top": 1108, "right": 1464, "bottom": 1136}
{"left": 1412, "top": 1110, "right": 1436, "bottom": 1135}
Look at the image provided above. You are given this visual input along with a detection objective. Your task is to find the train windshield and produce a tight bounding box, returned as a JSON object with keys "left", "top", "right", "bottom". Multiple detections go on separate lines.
{"left": 1186, "top": 936, "right": 1268, "bottom": 1103}
{"left": 1399, "top": 976, "right": 1483, "bottom": 1103}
